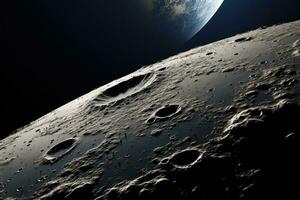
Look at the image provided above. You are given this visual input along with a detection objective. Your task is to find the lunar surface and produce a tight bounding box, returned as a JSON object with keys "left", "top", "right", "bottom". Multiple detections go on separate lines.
{"left": 1, "top": 20, "right": 300, "bottom": 199}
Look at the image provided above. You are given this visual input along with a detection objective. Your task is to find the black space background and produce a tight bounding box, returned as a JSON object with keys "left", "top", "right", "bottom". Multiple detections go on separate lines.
{"left": 1, "top": 0, "right": 300, "bottom": 139}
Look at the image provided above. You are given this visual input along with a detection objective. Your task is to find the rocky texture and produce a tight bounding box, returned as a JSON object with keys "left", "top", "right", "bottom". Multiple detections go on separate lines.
{"left": 97, "top": 100, "right": 300, "bottom": 200}
{"left": 0, "top": 20, "right": 299, "bottom": 199}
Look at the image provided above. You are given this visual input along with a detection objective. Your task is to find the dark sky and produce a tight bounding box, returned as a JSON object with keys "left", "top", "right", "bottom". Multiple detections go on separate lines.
{"left": 1, "top": 0, "right": 300, "bottom": 138}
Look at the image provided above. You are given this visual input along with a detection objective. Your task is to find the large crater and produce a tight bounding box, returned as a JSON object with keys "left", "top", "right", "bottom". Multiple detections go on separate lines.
{"left": 95, "top": 73, "right": 156, "bottom": 105}
{"left": 41, "top": 138, "right": 78, "bottom": 164}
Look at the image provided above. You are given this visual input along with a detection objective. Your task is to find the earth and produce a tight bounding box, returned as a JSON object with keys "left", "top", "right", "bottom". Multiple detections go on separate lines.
{"left": 138, "top": 0, "right": 224, "bottom": 42}
{"left": 17, "top": 0, "right": 223, "bottom": 62}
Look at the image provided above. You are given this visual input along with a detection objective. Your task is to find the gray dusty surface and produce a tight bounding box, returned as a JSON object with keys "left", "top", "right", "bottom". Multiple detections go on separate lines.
{"left": 0, "top": 20, "right": 299, "bottom": 199}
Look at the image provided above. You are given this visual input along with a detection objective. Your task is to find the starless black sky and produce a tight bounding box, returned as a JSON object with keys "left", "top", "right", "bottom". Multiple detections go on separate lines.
{"left": 1, "top": 0, "right": 300, "bottom": 138}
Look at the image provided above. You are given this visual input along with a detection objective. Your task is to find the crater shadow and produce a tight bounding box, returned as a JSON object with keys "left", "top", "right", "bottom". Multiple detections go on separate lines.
{"left": 42, "top": 138, "right": 77, "bottom": 164}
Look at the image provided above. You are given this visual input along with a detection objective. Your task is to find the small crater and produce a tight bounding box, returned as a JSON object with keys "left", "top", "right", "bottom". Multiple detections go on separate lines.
{"left": 248, "top": 109, "right": 264, "bottom": 117}
{"left": 42, "top": 138, "right": 77, "bottom": 164}
{"left": 16, "top": 186, "right": 23, "bottom": 192}
{"left": 155, "top": 105, "right": 181, "bottom": 118}
{"left": 170, "top": 149, "right": 201, "bottom": 167}
{"left": 146, "top": 105, "right": 182, "bottom": 124}
{"left": 234, "top": 37, "right": 253, "bottom": 43}
{"left": 208, "top": 88, "right": 215, "bottom": 92}
{"left": 259, "top": 61, "right": 268, "bottom": 65}
{"left": 146, "top": 117, "right": 156, "bottom": 124}
{"left": 158, "top": 67, "right": 166, "bottom": 72}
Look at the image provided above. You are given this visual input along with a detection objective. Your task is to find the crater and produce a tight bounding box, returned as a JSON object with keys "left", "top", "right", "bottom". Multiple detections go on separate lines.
{"left": 96, "top": 73, "right": 156, "bottom": 104}
{"left": 234, "top": 37, "right": 253, "bottom": 42}
{"left": 170, "top": 149, "right": 201, "bottom": 167}
{"left": 42, "top": 138, "right": 77, "bottom": 164}
{"left": 146, "top": 105, "right": 182, "bottom": 124}
{"left": 248, "top": 109, "right": 264, "bottom": 117}
{"left": 155, "top": 105, "right": 181, "bottom": 118}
